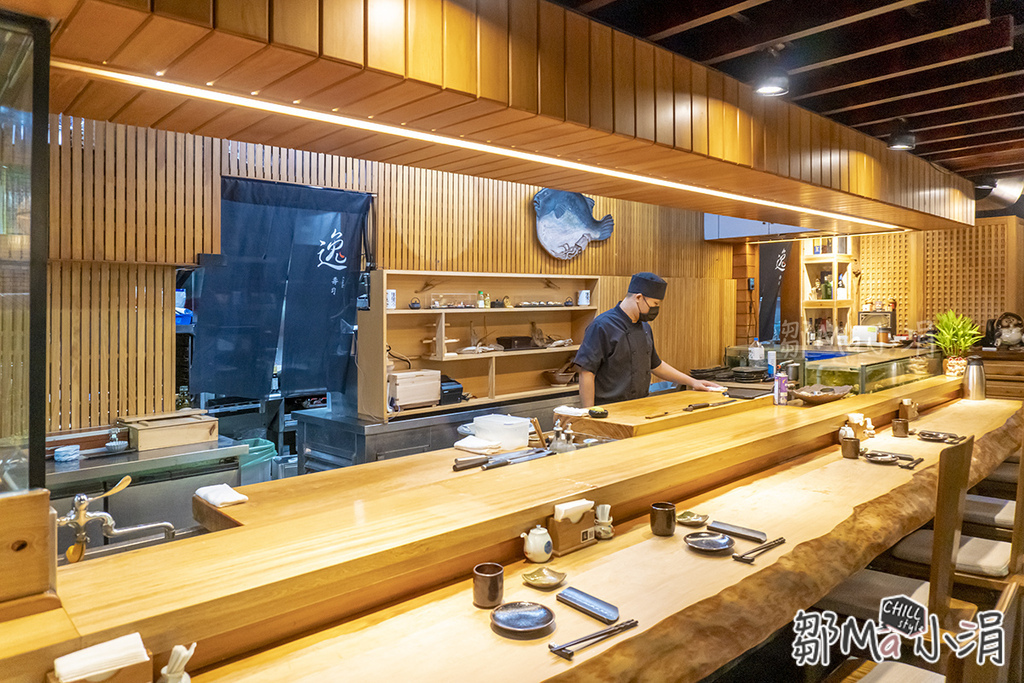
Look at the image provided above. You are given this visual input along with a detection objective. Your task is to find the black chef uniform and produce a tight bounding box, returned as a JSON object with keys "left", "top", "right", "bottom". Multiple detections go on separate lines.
{"left": 574, "top": 305, "right": 662, "bottom": 404}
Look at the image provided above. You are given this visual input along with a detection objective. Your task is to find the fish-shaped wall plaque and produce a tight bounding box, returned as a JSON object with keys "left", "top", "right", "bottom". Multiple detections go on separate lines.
{"left": 533, "top": 188, "right": 614, "bottom": 260}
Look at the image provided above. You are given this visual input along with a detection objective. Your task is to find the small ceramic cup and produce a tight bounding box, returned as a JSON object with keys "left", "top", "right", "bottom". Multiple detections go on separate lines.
{"left": 472, "top": 562, "right": 504, "bottom": 608}
{"left": 840, "top": 437, "right": 861, "bottom": 460}
{"left": 650, "top": 502, "right": 677, "bottom": 536}
{"left": 892, "top": 418, "right": 909, "bottom": 438}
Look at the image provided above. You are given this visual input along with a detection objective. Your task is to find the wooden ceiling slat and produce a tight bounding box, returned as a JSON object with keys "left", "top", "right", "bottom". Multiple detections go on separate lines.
{"left": 371, "top": 89, "right": 476, "bottom": 126}
{"left": 210, "top": 45, "right": 317, "bottom": 94}
{"left": 109, "top": 90, "right": 189, "bottom": 128}
{"left": 302, "top": 128, "right": 378, "bottom": 155}
{"left": 341, "top": 80, "right": 442, "bottom": 118}
{"left": 49, "top": 70, "right": 87, "bottom": 113}
{"left": 64, "top": 80, "right": 142, "bottom": 122}
{"left": 660, "top": 0, "right": 930, "bottom": 65}
{"left": 926, "top": 138, "right": 1024, "bottom": 164}
{"left": 153, "top": 0, "right": 213, "bottom": 27}
{"left": 402, "top": 97, "right": 508, "bottom": 131}
{"left": 789, "top": 16, "right": 1014, "bottom": 100}
{"left": 588, "top": 0, "right": 773, "bottom": 43}
{"left": 301, "top": 70, "right": 403, "bottom": 111}
{"left": 836, "top": 73, "right": 1024, "bottom": 128}
{"left": 52, "top": 0, "right": 149, "bottom": 63}
{"left": 152, "top": 98, "right": 232, "bottom": 133}
{"left": 914, "top": 114, "right": 1024, "bottom": 145}
{"left": 917, "top": 128, "right": 1024, "bottom": 156}
{"left": 190, "top": 108, "right": 272, "bottom": 138}
{"left": 255, "top": 59, "right": 363, "bottom": 104}
{"left": 109, "top": 15, "right": 210, "bottom": 74}
{"left": 265, "top": 121, "right": 342, "bottom": 149}
{"left": 162, "top": 31, "right": 264, "bottom": 85}
{"left": 858, "top": 94, "right": 1024, "bottom": 137}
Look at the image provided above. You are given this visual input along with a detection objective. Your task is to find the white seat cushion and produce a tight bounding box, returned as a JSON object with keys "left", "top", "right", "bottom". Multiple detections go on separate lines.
{"left": 858, "top": 661, "right": 944, "bottom": 682}
{"left": 986, "top": 461, "right": 1018, "bottom": 484}
{"left": 816, "top": 569, "right": 929, "bottom": 622}
{"left": 892, "top": 530, "right": 1010, "bottom": 577}
{"left": 964, "top": 494, "right": 1015, "bottom": 528}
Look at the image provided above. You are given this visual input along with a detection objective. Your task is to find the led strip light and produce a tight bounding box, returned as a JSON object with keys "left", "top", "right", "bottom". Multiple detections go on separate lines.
{"left": 53, "top": 59, "right": 905, "bottom": 233}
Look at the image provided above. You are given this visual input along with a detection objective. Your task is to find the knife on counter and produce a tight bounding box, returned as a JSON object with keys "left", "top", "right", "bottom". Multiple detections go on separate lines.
{"left": 645, "top": 399, "right": 737, "bottom": 419}
{"left": 481, "top": 449, "right": 556, "bottom": 470}
{"left": 452, "top": 447, "right": 544, "bottom": 471}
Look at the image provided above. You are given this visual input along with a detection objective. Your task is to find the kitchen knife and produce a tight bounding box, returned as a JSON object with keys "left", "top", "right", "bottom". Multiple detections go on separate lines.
{"left": 453, "top": 447, "right": 542, "bottom": 471}
{"left": 684, "top": 399, "right": 737, "bottom": 412}
{"left": 706, "top": 521, "right": 768, "bottom": 543}
{"left": 481, "top": 449, "right": 555, "bottom": 470}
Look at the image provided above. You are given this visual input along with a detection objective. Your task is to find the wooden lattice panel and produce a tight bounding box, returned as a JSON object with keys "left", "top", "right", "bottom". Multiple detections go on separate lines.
{"left": 859, "top": 233, "right": 911, "bottom": 333}
{"left": 923, "top": 220, "right": 1007, "bottom": 327}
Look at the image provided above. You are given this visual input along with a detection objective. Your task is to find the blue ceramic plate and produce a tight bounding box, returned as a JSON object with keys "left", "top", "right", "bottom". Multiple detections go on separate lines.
{"left": 491, "top": 601, "right": 556, "bottom": 637}
{"left": 684, "top": 531, "right": 735, "bottom": 553}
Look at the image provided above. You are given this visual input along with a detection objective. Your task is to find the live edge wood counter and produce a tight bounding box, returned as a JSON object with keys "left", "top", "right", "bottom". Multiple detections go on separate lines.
{"left": 0, "top": 376, "right": 976, "bottom": 682}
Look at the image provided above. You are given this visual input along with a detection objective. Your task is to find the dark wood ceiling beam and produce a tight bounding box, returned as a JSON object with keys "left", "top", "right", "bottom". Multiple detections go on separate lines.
{"left": 659, "top": 0, "right": 929, "bottom": 64}
{"left": 858, "top": 95, "right": 1024, "bottom": 137}
{"left": 835, "top": 71, "right": 1024, "bottom": 128}
{"left": 787, "top": 16, "right": 1014, "bottom": 100}
{"left": 945, "top": 151, "right": 1024, "bottom": 174}
{"left": 916, "top": 128, "right": 1024, "bottom": 155}
{"left": 801, "top": 52, "right": 1024, "bottom": 114}
{"left": 914, "top": 114, "right": 1024, "bottom": 145}
{"left": 572, "top": 0, "right": 772, "bottom": 43}
{"left": 922, "top": 136, "right": 1024, "bottom": 162}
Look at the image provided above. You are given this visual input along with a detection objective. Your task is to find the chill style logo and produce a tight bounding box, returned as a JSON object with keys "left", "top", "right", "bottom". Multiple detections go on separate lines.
{"left": 791, "top": 595, "right": 1005, "bottom": 668}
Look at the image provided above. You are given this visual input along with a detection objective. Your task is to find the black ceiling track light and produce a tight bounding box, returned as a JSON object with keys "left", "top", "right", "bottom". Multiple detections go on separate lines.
{"left": 754, "top": 47, "right": 789, "bottom": 97}
{"left": 887, "top": 118, "right": 916, "bottom": 151}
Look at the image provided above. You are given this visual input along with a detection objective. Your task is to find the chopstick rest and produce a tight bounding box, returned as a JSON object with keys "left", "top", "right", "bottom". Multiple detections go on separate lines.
{"left": 556, "top": 586, "right": 619, "bottom": 624}
{"left": 732, "top": 537, "right": 786, "bottom": 564}
{"left": 706, "top": 521, "right": 767, "bottom": 543}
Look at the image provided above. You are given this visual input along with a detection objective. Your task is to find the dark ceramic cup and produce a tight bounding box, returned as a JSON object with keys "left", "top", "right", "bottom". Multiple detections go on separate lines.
{"left": 892, "top": 418, "right": 909, "bottom": 438}
{"left": 650, "top": 502, "right": 677, "bottom": 536}
{"left": 841, "top": 437, "right": 861, "bottom": 459}
{"left": 472, "top": 562, "right": 504, "bottom": 608}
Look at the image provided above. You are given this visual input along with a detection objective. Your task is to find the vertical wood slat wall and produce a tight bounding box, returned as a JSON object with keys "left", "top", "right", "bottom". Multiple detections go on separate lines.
{"left": 860, "top": 216, "right": 1024, "bottom": 333}
{"left": 48, "top": 114, "right": 735, "bottom": 432}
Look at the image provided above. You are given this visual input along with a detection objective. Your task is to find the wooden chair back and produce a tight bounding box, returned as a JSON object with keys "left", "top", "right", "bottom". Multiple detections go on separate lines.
{"left": 929, "top": 436, "right": 975, "bottom": 624}
{"left": 1010, "top": 439, "right": 1024, "bottom": 575}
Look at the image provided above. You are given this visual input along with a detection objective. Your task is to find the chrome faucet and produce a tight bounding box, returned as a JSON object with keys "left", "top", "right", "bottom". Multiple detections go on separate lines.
{"left": 57, "top": 475, "right": 175, "bottom": 562}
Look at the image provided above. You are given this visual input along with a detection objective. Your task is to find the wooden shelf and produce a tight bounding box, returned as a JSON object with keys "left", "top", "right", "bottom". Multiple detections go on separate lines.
{"left": 802, "top": 254, "right": 855, "bottom": 264}
{"left": 391, "top": 385, "right": 579, "bottom": 418}
{"left": 422, "top": 345, "right": 580, "bottom": 362}
{"left": 802, "top": 299, "right": 853, "bottom": 308}
{"left": 387, "top": 306, "right": 597, "bottom": 315}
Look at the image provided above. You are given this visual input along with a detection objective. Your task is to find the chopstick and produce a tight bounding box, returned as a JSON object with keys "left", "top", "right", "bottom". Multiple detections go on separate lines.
{"left": 548, "top": 619, "right": 639, "bottom": 660}
{"left": 731, "top": 537, "right": 786, "bottom": 564}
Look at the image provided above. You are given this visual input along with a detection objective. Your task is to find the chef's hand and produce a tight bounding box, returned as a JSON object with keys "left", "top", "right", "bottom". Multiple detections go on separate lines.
{"left": 692, "top": 380, "right": 725, "bottom": 392}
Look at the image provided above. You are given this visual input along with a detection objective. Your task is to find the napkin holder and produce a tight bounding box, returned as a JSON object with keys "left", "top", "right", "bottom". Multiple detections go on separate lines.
{"left": 899, "top": 400, "right": 919, "bottom": 421}
{"left": 546, "top": 510, "right": 597, "bottom": 557}
{"left": 47, "top": 652, "right": 153, "bottom": 683}
{"left": 845, "top": 420, "right": 870, "bottom": 441}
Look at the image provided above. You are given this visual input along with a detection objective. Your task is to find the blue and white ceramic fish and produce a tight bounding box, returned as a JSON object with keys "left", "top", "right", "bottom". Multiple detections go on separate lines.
{"left": 533, "top": 188, "right": 614, "bottom": 260}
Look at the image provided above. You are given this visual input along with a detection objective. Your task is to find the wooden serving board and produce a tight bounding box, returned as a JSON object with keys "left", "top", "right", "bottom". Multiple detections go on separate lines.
{"left": 570, "top": 392, "right": 773, "bottom": 439}
{"left": 122, "top": 413, "right": 218, "bottom": 451}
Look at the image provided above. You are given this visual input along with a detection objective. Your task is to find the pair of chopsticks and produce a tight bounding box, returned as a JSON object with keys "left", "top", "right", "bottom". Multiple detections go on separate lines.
{"left": 548, "top": 619, "right": 639, "bottom": 660}
{"left": 731, "top": 537, "right": 786, "bottom": 564}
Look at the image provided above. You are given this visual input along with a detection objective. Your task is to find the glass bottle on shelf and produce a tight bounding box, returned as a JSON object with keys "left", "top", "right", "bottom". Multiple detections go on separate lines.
{"left": 812, "top": 238, "right": 821, "bottom": 255}
{"left": 175, "top": 386, "right": 190, "bottom": 410}
{"left": 813, "top": 278, "right": 821, "bottom": 300}
{"left": 821, "top": 274, "right": 832, "bottom": 300}
{"left": 822, "top": 237, "right": 832, "bottom": 254}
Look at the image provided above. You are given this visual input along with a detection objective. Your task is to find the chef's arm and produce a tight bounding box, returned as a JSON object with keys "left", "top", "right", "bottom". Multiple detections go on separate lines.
{"left": 579, "top": 370, "right": 596, "bottom": 408}
{"left": 652, "top": 362, "right": 721, "bottom": 391}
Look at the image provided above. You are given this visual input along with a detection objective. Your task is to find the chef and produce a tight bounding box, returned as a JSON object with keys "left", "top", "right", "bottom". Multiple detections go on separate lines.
{"left": 574, "top": 272, "right": 723, "bottom": 407}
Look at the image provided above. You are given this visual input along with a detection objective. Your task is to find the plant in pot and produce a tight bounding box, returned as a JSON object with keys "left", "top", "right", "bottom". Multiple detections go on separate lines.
{"left": 933, "top": 310, "right": 982, "bottom": 377}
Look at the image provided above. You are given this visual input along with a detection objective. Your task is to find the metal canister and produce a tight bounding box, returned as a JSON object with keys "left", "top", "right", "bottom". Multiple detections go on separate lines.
{"left": 963, "top": 356, "right": 986, "bottom": 400}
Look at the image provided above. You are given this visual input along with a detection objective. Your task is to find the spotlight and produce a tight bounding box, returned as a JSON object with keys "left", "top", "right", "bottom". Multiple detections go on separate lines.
{"left": 887, "top": 118, "right": 916, "bottom": 151}
{"left": 754, "top": 49, "right": 789, "bottom": 97}
{"left": 974, "top": 175, "right": 997, "bottom": 191}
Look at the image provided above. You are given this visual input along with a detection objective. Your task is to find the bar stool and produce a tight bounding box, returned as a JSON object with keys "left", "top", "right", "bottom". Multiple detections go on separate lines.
{"left": 963, "top": 449, "right": 1022, "bottom": 542}
{"left": 818, "top": 438, "right": 977, "bottom": 681}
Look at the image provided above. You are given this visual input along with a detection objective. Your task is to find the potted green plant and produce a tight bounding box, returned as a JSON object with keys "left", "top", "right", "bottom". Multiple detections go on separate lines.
{"left": 933, "top": 310, "right": 982, "bottom": 377}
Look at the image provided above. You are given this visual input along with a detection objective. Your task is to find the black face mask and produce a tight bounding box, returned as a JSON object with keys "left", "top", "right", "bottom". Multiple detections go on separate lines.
{"left": 638, "top": 298, "right": 660, "bottom": 323}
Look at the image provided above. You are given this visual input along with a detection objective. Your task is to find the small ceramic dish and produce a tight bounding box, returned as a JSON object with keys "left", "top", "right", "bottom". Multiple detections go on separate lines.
{"left": 684, "top": 531, "right": 735, "bottom": 553}
{"left": 676, "top": 510, "right": 710, "bottom": 527}
{"left": 918, "top": 430, "right": 959, "bottom": 443}
{"left": 522, "top": 566, "right": 567, "bottom": 589}
{"left": 792, "top": 384, "right": 853, "bottom": 406}
{"left": 490, "top": 601, "right": 556, "bottom": 639}
{"left": 104, "top": 441, "right": 129, "bottom": 453}
{"left": 862, "top": 451, "right": 899, "bottom": 465}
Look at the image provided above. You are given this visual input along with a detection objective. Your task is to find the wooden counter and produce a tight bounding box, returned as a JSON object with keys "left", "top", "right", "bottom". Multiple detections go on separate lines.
{"left": 193, "top": 397, "right": 1023, "bottom": 682}
{"left": 0, "top": 376, "right": 980, "bottom": 681}
{"left": 567, "top": 392, "right": 773, "bottom": 440}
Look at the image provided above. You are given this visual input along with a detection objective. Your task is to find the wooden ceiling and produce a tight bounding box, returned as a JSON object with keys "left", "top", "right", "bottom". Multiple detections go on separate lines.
{"left": 0, "top": 0, "right": 979, "bottom": 237}
{"left": 553, "top": 0, "right": 1024, "bottom": 182}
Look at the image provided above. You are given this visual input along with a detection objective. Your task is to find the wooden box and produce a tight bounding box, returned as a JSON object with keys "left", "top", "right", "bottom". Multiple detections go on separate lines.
{"left": 546, "top": 510, "right": 597, "bottom": 557}
{"left": 0, "top": 490, "right": 57, "bottom": 622}
{"left": 120, "top": 410, "right": 218, "bottom": 451}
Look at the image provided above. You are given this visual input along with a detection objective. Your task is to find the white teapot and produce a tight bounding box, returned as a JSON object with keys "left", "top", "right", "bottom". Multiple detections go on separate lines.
{"left": 521, "top": 525, "right": 553, "bottom": 563}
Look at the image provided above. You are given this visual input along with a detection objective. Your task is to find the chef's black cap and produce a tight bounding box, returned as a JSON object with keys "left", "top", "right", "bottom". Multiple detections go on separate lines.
{"left": 628, "top": 272, "right": 667, "bottom": 299}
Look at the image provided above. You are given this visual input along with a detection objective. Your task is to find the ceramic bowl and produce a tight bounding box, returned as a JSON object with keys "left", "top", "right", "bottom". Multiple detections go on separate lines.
{"left": 792, "top": 384, "right": 853, "bottom": 405}
{"left": 676, "top": 510, "right": 710, "bottom": 527}
{"left": 522, "top": 566, "right": 567, "bottom": 589}
{"left": 105, "top": 441, "right": 129, "bottom": 453}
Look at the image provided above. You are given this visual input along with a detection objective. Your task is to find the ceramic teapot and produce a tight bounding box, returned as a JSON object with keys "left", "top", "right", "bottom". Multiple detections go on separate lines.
{"left": 521, "top": 525, "right": 553, "bottom": 563}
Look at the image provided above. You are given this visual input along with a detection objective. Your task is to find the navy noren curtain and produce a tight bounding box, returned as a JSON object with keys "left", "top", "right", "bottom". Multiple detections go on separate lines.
{"left": 193, "top": 178, "right": 371, "bottom": 398}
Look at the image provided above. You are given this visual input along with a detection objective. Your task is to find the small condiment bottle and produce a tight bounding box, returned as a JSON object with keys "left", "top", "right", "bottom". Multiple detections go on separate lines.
{"left": 562, "top": 425, "right": 577, "bottom": 452}
{"left": 521, "top": 525, "right": 553, "bottom": 562}
{"left": 595, "top": 504, "right": 614, "bottom": 540}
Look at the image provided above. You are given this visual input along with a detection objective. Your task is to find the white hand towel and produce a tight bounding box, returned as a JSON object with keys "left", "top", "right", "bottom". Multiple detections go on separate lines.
{"left": 195, "top": 483, "right": 249, "bottom": 508}
{"left": 454, "top": 435, "right": 502, "bottom": 455}
{"left": 54, "top": 632, "right": 149, "bottom": 683}
{"left": 553, "top": 405, "right": 588, "bottom": 417}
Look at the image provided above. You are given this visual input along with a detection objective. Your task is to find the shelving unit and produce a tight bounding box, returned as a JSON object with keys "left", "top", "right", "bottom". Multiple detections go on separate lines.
{"left": 799, "top": 237, "right": 859, "bottom": 346}
{"left": 358, "top": 270, "right": 599, "bottom": 421}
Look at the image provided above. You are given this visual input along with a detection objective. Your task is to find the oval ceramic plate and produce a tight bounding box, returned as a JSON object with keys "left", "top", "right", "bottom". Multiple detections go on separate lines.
{"left": 918, "top": 431, "right": 956, "bottom": 443}
{"left": 863, "top": 452, "right": 899, "bottom": 465}
{"left": 522, "top": 566, "right": 567, "bottom": 589}
{"left": 676, "top": 510, "right": 710, "bottom": 527}
{"left": 490, "top": 601, "right": 555, "bottom": 637}
{"left": 684, "top": 531, "right": 735, "bottom": 553}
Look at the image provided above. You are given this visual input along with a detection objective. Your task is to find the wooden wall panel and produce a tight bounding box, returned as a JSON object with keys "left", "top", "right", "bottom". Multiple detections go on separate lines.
{"left": 47, "top": 115, "right": 737, "bottom": 430}
{"left": 860, "top": 232, "right": 913, "bottom": 334}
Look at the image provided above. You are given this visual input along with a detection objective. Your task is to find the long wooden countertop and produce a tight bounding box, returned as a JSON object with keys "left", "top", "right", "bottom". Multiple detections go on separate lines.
{"left": 0, "top": 376, "right": 969, "bottom": 681}
{"left": 192, "top": 397, "right": 1023, "bottom": 682}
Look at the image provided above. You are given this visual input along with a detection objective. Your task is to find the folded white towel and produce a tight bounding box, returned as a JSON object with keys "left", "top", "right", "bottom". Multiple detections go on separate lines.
{"left": 454, "top": 435, "right": 502, "bottom": 455}
{"left": 553, "top": 405, "right": 588, "bottom": 417}
{"left": 195, "top": 483, "right": 249, "bottom": 508}
{"left": 54, "top": 632, "right": 149, "bottom": 683}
